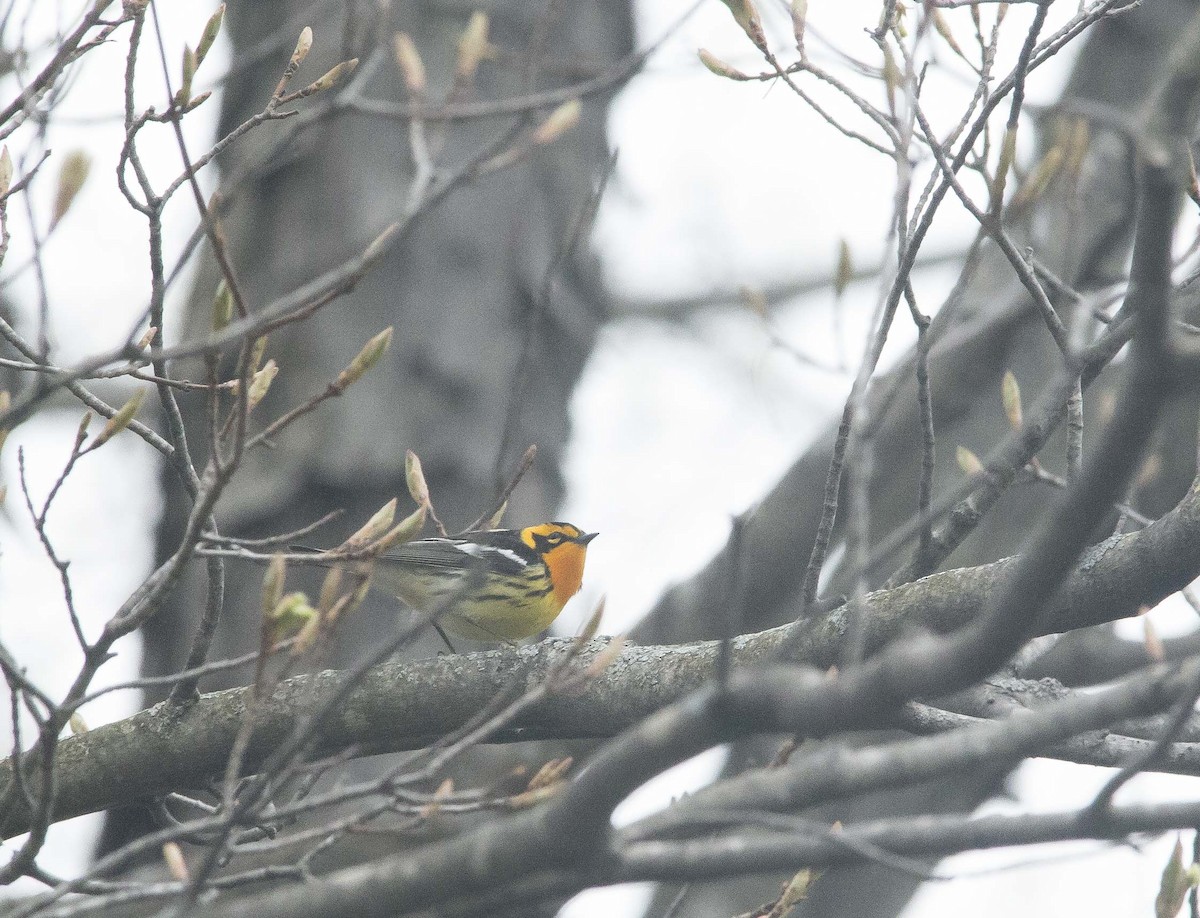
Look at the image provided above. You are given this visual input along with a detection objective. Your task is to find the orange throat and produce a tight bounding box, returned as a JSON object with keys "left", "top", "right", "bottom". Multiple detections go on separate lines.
{"left": 543, "top": 543, "right": 587, "bottom": 610}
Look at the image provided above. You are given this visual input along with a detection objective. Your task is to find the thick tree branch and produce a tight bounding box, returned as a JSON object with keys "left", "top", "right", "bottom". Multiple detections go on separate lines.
{"left": 626, "top": 656, "right": 1200, "bottom": 845}
{"left": 7, "top": 441, "right": 1200, "bottom": 840}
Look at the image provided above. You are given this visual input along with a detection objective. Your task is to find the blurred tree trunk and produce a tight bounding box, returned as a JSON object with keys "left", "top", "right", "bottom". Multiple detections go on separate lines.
{"left": 641, "top": 0, "right": 1200, "bottom": 648}
{"left": 101, "top": 0, "right": 631, "bottom": 852}
{"left": 639, "top": 1, "right": 1200, "bottom": 916}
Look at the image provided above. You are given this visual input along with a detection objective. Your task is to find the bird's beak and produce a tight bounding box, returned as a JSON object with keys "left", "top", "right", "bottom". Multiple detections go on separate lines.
{"left": 579, "top": 531, "right": 599, "bottom": 545}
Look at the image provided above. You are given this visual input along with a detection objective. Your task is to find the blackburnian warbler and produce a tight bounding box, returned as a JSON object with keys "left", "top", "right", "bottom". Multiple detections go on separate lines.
{"left": 336, "top": 521, "right": 597, "bottom": 643}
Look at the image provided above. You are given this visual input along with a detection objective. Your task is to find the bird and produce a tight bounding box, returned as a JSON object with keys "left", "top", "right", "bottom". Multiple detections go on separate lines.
{"left": 308, "top": 521, "right": 597, "bottom": 647}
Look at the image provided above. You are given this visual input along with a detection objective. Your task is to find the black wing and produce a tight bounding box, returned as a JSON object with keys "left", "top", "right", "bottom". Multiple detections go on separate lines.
{"left": 381, "top": 532, "right": 534, "bottom": 577}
